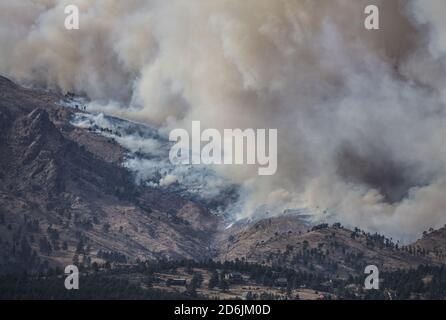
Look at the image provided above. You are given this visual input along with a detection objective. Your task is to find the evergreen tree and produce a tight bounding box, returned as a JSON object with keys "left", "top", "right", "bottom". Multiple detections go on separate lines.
{"left": 208, "top": 270, "right": 219, "bottom": 289}
{"left": 219, "top": 279, "right": 229, "bottom": 292}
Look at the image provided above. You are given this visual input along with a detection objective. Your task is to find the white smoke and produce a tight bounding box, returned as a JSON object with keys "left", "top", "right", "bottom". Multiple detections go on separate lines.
{"left": 70, "top": 112, "right": 236, "bottom": 209}
{"left": 2, "top": 0, "right": 446, "bottom": 241}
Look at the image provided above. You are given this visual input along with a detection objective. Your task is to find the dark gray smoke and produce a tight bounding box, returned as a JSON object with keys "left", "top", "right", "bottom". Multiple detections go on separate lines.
{"left": 1, "top": 0, "right": 446, "bottom": 241}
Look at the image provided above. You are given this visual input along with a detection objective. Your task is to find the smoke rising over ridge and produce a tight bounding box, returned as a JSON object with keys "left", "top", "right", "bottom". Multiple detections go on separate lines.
{"left": 2, "top": 0, "right": 446, "bottom": 241}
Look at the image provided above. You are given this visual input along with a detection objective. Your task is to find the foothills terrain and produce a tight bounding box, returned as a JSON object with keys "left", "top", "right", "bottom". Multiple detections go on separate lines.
{"left": 1, "top": 76, "right": 446, "bottom": 299}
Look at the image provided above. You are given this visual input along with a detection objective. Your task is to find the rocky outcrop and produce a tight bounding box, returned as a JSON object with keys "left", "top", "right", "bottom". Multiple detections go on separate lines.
{"left": 0, "top": 76, "right": 219, "bottom": 274}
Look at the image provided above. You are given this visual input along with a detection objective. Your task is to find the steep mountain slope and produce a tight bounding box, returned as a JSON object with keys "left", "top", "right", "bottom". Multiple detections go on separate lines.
{"left": 0, "top": 76, "right": 218, "bottom": 274}
{"left": 1, "top": 75, "right": 444, "bottom": 280}
{"left": 414, "top": 226, "right": 446, "bottom": 258}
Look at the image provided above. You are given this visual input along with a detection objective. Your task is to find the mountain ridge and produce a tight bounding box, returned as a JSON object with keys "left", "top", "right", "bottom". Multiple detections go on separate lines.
{"left": 0, "top": 76, "right": 219, "bottom": 274}
{"left": 0, "top": 75, "right": 444, "bottom": 279}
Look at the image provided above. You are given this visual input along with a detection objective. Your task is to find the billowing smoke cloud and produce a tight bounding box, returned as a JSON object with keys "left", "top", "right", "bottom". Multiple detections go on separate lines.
{"left": 70, "top": 111, "right": 237, "bottom": 208}
{"left": 1, "top": 0, "right": 446, "bottom": 242}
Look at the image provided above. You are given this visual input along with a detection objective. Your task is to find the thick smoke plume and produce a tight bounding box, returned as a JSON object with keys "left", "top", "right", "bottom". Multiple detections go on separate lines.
{"left": 2, "top": 0, "right": 446, "bottom": 241}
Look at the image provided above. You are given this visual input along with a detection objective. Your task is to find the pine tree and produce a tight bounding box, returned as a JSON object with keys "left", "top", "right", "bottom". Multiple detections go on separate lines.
{"left": 208, "top": 270, "right": 219, "bottom": 289}
{"left": 219, "top": 279, "right": 229, "bottom": 292}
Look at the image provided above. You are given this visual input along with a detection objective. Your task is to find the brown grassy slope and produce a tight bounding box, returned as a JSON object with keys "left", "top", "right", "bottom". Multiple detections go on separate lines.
{"left": 0, "top": 76, "right": 219, "bottom": 274}
{"left": 216, "top": 217, "right": 444, "bottom": 278}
